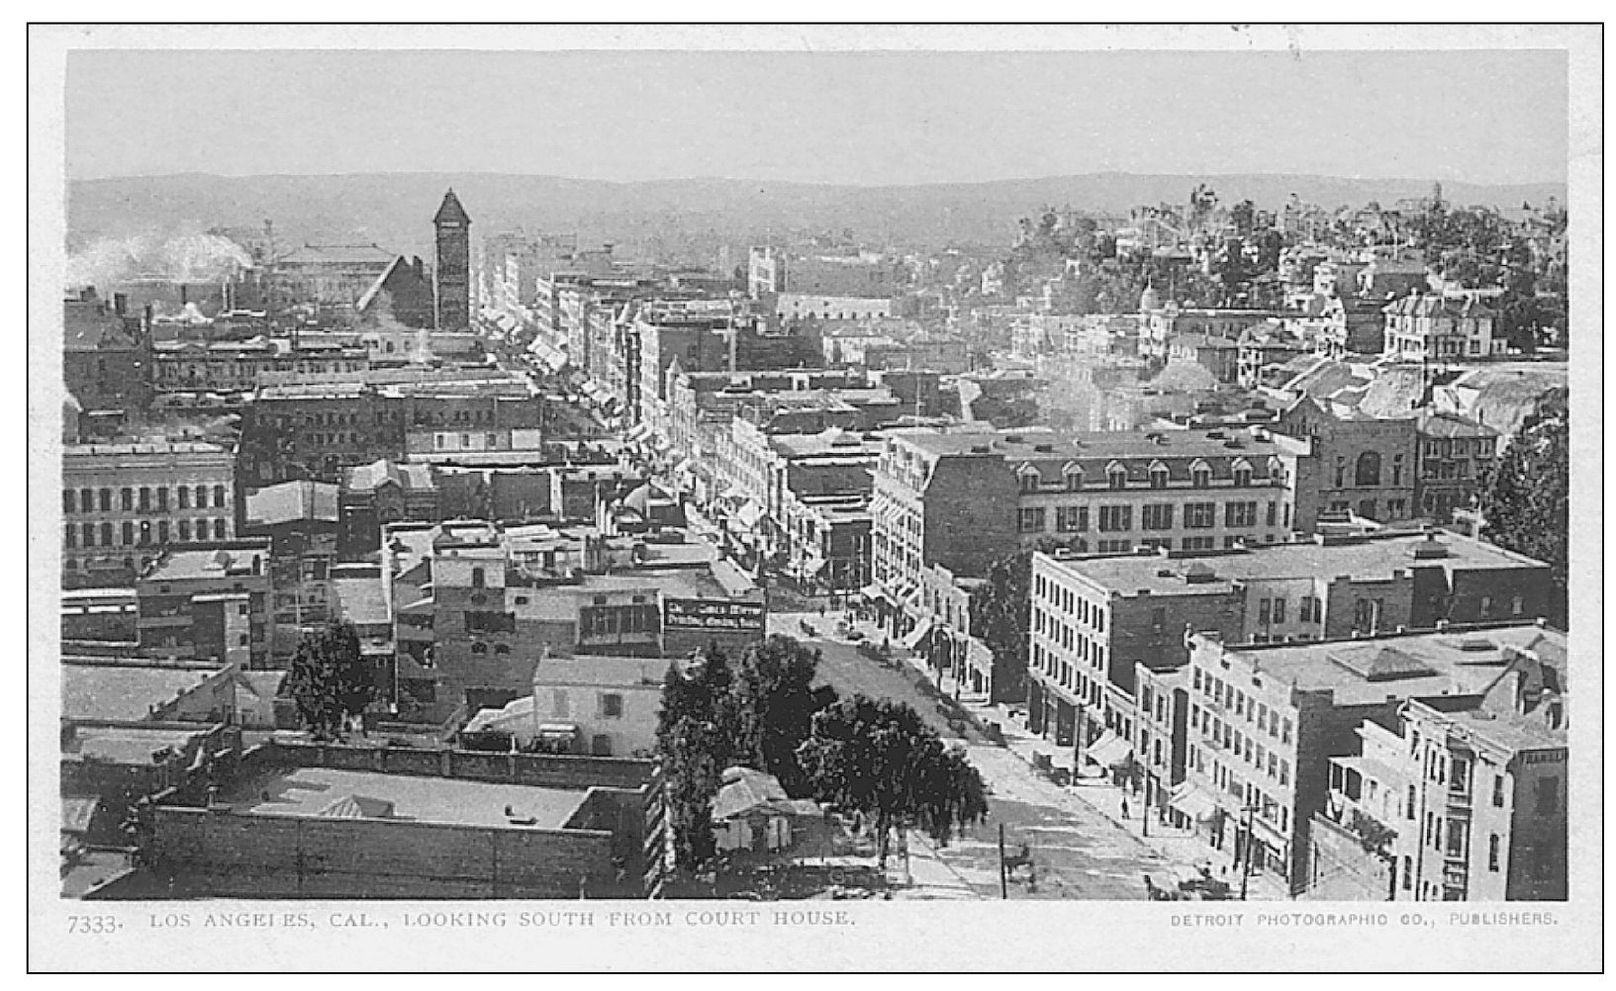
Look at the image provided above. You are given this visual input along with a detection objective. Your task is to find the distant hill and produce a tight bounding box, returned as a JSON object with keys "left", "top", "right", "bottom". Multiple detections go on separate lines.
{"left": 66, "top": 171, "right": 1567, "bottom": 267}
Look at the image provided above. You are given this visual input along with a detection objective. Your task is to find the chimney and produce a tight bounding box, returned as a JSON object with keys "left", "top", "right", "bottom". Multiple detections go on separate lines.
{"left": 113, "top": 293, "right": 128, "bottom": 316}
{"left": 181, "top": 284, "right": 189, "bottom": 306}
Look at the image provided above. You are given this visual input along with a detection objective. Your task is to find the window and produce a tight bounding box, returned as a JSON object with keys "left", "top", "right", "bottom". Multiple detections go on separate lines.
{"left": 1107, "top": 465, "right": 1127, "bottom": 490}
{"left": 1232, "top": 465, "right": 1252, "bottom": 487}
{"left": 1408, "top": 786, "right": 1417, "bottom": 820}
{"left": 1191, "top": 465, "right": 1212, "bottom": 488}
{"left": 1064, "top": 468, "right": 1083, "bottom": 492}
{"left": 1355, "top": 451, "right": 1382, "bottom": 487}
{"left": 195, "top": 485, "right": 208, "bottom": 509}
{"left": 1225, "top": 501, "right": 1258, "bottom": 527}
{"left": 79, "top": 488, "right": 93, "bottom": 513}
{"left": 64, "top": 525, "right": 75, "bottom": 548}
{"left": 1098, "top": 505, "right": 1132, "bottom": 532}
{"left": 1279, "top": 760, "right": 1289, "bottom": 786}
{"left": 471, "top": 566, "right": 486, "bottom": 589}
{"left": 121, "top": 488, "right": 134, "bottom": 511}
{"left": 1019, "top": 469, "right": 1040, "bottom": 493}
{"left": 213, "top": 485, "right": 226, "bottom": 508}
{"left": 1149, "top": 465, "right": 1169, "bottom": 489}
{"left": 177, "top": 487, "right": 189, "bottom": 509}
{"left": 97, "top": 488, "right": 111, "bottom": 512}
{"left": 1488, "top": 835, "right": 1501, "bottom": 872}
{"left": 100, "top": 522, "right": 113, "bottom": 545}
{"left": 121, "top": 521, "right": 133, "bottom": 545}
{"left": 1258, "top": 598, "right": 1271, "bottom": 623}
{"left": 63, "top": 489, "right": 75, "bottom": 514}
{"left": 1272, "top": 598, "right": 1286, "bottom": 623}
{"left": 1281, "top": 717, "right": 1292, "bottom": 744}
{"left": 138, "top": 487, "right": 150, "bottom": 512}
{"left": 213, "top": 519, "right": 226, "bottom": 540}
{"left": 157, "top": 521, "right": 169, "bottom": 544}
{"left": 470, "top": 642, "right": 489, "bottom": 654}
{"left": 156, "top": 487, "right": 169, "bottom": 512}
{"left": 1184, "top": 502, "right": 1216, "bottom": 528}
{"left": 1493, "top": 774, "right": 1507, "bottom": 808}
{"left": 1402, "top": 857, "right": 1413, "bottom": 891}
{"left": 601, "top": 693, "right": 624, "bottom": 718}
{"left": 1055, "top": 506, "right": 1083, "bottom": 532}
{"left": 1141, "top": 504, "right": 1174, "bottom": 530}
{"left": 1018, "top": 507, "right": 1046, "bottom": 533}
{"left": 81, "top": 522, "right": 95, "bottom": 547}
{"left": 1511, "top": 594, "right": 1524, "bottom": 616}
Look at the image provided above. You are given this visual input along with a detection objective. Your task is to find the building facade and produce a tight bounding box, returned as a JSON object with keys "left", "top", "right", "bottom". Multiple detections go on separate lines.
{"left": 63, "top": 441, "right": 238, "bottom": 588}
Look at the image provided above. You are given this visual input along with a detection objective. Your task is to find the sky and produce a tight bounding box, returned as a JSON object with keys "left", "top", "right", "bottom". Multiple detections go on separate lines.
{"left": 65, "top": 48, "right": 1569, "bottom": 187}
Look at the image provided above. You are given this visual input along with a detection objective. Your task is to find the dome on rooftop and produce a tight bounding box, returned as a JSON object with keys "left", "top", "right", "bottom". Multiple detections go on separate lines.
{"left": 1139, "top": 285, "right": 1162, "bottom": 313}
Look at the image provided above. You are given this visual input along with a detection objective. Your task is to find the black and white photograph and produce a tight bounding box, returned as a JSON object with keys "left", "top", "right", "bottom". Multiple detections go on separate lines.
{"left": 26, "top": 22, "right": 1601, "bottom": 972}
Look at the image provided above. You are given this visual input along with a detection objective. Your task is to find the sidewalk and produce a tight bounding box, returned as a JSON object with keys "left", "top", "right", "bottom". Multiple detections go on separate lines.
{"left": 967, "top": 699, "right": 1291, "bottom": 901}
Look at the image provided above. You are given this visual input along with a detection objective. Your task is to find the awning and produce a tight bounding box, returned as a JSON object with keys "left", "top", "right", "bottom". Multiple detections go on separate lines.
{"left": 625, "top": 423, "right": 653, "bottom": 442}
{"left": 735, "top": 500, "right": 765, "bottom": 529}
{"left": 1085, "top": 731, "right": 1134, "bottom": 768}
{"left": 537, "top": 723, "right": 579, "bottom": 739}
{"left": 802, "top": 558, "right": 828, "bottom": 576}
{"left": 902, "top": 619, "right": 935, "bottom": 650}
{"left": 1169, "top": 782, "right": 1220, "bottom": 822}
{"left": 859, "top": 583, "right": 892, "bottom": 604}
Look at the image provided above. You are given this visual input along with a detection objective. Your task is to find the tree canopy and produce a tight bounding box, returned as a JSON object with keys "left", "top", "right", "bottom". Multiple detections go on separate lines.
{"left": 796, "top": 694, "right": 989, "bottom": 864}
{"left": 283, "top": 621, "right": 375, "bottom": 740}
{"left": 1478, "top": 388, "right": 1569, "bottom": 627}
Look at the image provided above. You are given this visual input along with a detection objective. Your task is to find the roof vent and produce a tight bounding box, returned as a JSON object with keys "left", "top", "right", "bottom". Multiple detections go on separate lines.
{"left": 1034, "top": 443, "right": 1055, "bottom": 453}
{"left": 1004, "top": 434, "right": 1025, "bottom": 444}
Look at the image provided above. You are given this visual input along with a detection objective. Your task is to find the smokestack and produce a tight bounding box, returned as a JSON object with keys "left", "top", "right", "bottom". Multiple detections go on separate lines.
{"left": 180, "top": 284, "right": 189, "bottom": 306}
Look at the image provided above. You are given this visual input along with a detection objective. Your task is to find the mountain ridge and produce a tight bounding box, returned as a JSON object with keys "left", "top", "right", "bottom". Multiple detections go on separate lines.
{"left": 67, "top": 171, "right": 1567, "bottom": 264}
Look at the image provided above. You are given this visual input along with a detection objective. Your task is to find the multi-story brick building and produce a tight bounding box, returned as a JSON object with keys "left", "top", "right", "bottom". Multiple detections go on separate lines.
{"left": 1273, "top": 395, "right": 1417, "bottom": 530}
{"left": 152, "top": 339, "right": 369, "bottom": 395}
{"left": 382, "top": 520, "right": 763, "bottom": 721}
{"left": 1160, "top": 624, "right": 1562, "bottom": 896}
{"left": 1312, "top": 628, "right": 1567, "bottom": 902}
{"left": 1025, "top": 531, "right": 1556, "bottom": 788}
{"left": 63, "top": 441, "right": 237, "bottom": 588}
{"left": 239, "top": 371, "right": 545, "bottom": 487}
{"left": 433, "top": 189, "right": 472, "bottom": 331}
{"left": 135, "top": 541, "right": 275, "bottom": 668}
{"left": 1413, "top": 410, "right": 1500, "bottom": 522}
{"left": 63, "top": 288, "right": 152, "bottom": 414}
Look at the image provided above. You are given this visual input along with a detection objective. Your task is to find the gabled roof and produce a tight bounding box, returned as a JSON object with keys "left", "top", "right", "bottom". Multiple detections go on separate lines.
{"left": 434, "top": 189, "right": 471, "bottom": 225}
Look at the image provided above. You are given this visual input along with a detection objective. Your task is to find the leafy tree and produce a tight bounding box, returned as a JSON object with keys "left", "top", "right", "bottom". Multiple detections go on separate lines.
{"left": 970, "top": 539, "right": 1062, "bottom": 703}
{"left": 655, "top": 645, "right": 744, "bottom": 870}
{"left": 1477, "top": 388, "right": 1569, "bottom": 628}
{"left": 284, "top": 621, "right": 374, "bottom": 740}
{"left": 796, "top": 695, "right": 989, "bottom": 865}
{"left": 731, "top": 635, "right": 826, "bottom": 795}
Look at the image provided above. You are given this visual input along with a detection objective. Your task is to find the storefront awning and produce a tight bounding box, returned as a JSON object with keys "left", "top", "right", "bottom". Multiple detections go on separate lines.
{"left": 1169, "top": 783, "right": 1220, "bottom": 822}
{"left": 859, "top": 583, "right": 892, "bottom": 604}
{"left": 537, "top": 723, "right": 579, "bottom": 739}
{"left": 901, "top": 619, "right": 935, "bottom": 650}
{"left": 1085, "top": 731, "right": 1134, "bottom": 768}
{"left": 735, "top": 500, "right": 765, "bottom": 529}
{"left": 625, "top": 423, "right": 653, "bottom": 442}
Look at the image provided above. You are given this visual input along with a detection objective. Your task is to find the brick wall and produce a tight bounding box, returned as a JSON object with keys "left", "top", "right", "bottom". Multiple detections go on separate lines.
{"left": 267, "top": 739, "right": 655, "bottom": 790}
{"left": 150, "top": 806, "right": 620, "bottom": 898}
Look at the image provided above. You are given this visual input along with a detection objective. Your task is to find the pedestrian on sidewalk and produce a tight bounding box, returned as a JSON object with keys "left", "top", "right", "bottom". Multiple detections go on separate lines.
{"left": 1120, "top": 798, "right": 1130, "bottom": 820}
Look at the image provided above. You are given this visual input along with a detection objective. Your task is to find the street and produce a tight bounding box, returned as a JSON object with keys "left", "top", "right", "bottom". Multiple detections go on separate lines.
{"left": 773, "top": 612, "right": 1186, "bottom": 900}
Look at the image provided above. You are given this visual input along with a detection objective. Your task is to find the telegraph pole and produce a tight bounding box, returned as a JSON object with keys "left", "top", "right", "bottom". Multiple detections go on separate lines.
{"left": 1240, "top": 803, "right": 1257, "bottom": 901}
{"left": 998, "top": 823, "right": 1008, "bottom": 899}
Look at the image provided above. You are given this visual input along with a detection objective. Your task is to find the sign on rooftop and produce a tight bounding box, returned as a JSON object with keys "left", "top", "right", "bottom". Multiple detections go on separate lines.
{"left": 663, "top": 597, "right": 766, "bottom": 632}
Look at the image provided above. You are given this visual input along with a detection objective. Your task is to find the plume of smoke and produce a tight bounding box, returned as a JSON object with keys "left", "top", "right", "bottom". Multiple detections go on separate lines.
{"left": 65, "top": 232, "right": 253, "bottom": 289}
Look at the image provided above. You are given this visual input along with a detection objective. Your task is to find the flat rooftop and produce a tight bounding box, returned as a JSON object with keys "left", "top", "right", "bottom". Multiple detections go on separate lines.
{"left": 223, "top": 767, "right": 590, "bottom": 830}
{"left": 896, "top": 426, "right": 1286, "bottom": 462}
{"left": 1045, "top": 532, "right": 1548, "bottom": 597}
{"left": 63, "top": 663, "right": 221, "bottom": 722}
{"left": 1214, "top": 624, "right": 1563, "bottom": 708}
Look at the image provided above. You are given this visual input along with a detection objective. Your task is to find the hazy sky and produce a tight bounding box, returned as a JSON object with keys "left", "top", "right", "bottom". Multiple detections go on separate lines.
{"left": 65, "top": 49, "right": 1568, "bottom": 186}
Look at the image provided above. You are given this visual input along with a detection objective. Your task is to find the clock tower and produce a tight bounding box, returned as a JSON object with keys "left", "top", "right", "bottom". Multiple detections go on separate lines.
{"left": 433, "top": 189, "right": 471, "bottom": 330}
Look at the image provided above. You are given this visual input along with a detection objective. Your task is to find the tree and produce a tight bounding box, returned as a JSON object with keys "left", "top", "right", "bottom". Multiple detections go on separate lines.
{"left": 970, "top": 539, "right": 1061, "bottom": 703}
{"left": 1477, "top": 388, "right": 1569, "bottom": 628}
{"left": 730, "top": 635, "right": 826, "bottom": 795}
{"left": 796, "top": 695, "right": 989, "bottom": 866}
{"left": 655, "top": 645, "right": 744, "bottom": 870}
{"left": 283, "top": 621, "right": 374, "bottom": 740}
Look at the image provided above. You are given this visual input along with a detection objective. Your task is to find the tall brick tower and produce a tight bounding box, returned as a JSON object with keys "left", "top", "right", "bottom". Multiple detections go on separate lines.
{"left": 433, "top": 188, "right": 471, "bottom": 330}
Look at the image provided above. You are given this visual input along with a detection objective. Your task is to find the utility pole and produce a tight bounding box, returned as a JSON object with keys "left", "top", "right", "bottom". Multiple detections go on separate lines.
{"left": 998, "top": 823, "right": 1008, "bottom": 900}
{"left": 1240, "top": 803, "right": 1257, "bottom": 901}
